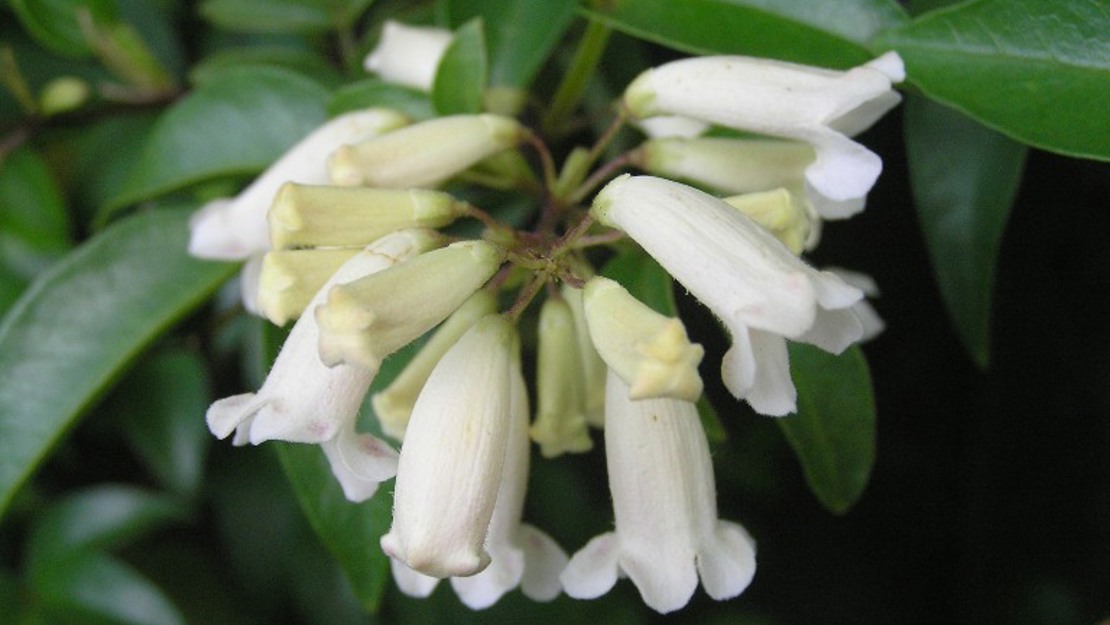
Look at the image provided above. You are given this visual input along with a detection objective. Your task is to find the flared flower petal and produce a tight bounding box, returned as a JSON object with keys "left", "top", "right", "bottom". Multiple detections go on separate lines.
{"left": 187, "top": 108, "right": 410, "bottom": 261}
{"left": 561, "top": 372, "right": 756, "bottom": 613}
{"left": 591, "top": 175, "right": 863, "bottom": 415}
{"left": 381, "top": 315, "right": 517, "bottom": 578}
{"left": 205, "top": 229, "right": 439, "bottom": 500}
{"left": 363, "top": 20, "right": 453, "bottom": 92}
{"left": 623, "top": 53, "right": 904, "bottom": 207}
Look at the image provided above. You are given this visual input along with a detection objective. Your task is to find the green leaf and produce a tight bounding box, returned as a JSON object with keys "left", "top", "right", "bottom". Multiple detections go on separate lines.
{"left": 329, "top": 78, "right": 435, "bottom": 120}
{"left": 33, "top": 552, "right": 184, "bottom": 625}
{"left": 28, "top": 486, "right": 188, "bottom": 564}
{"left": 905, "top": 96, "right": 1026, "bottom": 367}
{"left": 0, "top": 208, "right": 237, "bottom": 519}
{"left": 875, "top": 0, "right": 1110, "bottom": 160}
{"left": 441, "top": 0, "right": 578, "bottom": 87}
{"left": 110, "top": 65, "right": 329, "bottom": 211}
{"left": 433, "top": 18, "right": 487, "bottom": 115}
{"left": 72, "top": 113, "right": 159, "bottom": 227}
{"left": 190, "top": 47, "right": 344, "bottom": 87}
{"left": 586, "top": 0, "right": 908, "bottom": 67}
{"left": 0, "top": 147, "right": 71, "bottom": 281}
{"left": 779, "top": 344, "right": 875, "bottom": 515}
{"left": 200, "top": 0, "right": 335, "bottom": 34}
{"left": 7, "top": 0, "right": 119, "bottom": 58}
{"left": 110, "top": 350, "right": 212, "bottom": 496}
{"left": 600, "top": 249, "right": 727, "bottom": 442}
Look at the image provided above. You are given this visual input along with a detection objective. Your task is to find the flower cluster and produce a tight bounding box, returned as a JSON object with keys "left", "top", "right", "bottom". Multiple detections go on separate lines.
{"left": 192, "top": 21, "right": 902, "bottom": 614}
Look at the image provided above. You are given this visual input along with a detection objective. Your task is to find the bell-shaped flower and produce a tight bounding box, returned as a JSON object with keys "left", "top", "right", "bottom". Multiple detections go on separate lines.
{"left": 315, "top": 240, "right": 505, "bottom": 370}
{"left": 205, "top": 229, "right": 440, "bottom": 500}
{"left": 583, "top": 276, "right": 704, "bottom": 402}
{"left": 188, "top": 108, "right": 410, "bottom": 261}
{"left": 592, "top": 175, "right": 864, "bottom": 416}
{"left": 268, "top": 183, "right": 468, "bottom": 250}
{"left": 632, "top": 136, "right": 860, "bottom": 221}
{"left": 561, "top": 371, "right": 756, "bottom": 613}
{"left": 389, "top": 347, "right": 568, "bottom": 608}
{"left": 561, "top": 283, "right": 606, "bottom": 427}
{"left": 530, "top": 297, "right": 593, "bottom": 457}
{"left": 328, "top": 114, "right": 526, "bottom": 189}
{"left": 623, "top": 52, "right": 904, "bottom": 208}
{"left": 371, "top": 289, "right": 498, "bottom": 441}
{"left": 363, "top": 20, "right": 453, "bottom": 92}
{"left": 380, "top": 314, "right": 516, "bottom": 578}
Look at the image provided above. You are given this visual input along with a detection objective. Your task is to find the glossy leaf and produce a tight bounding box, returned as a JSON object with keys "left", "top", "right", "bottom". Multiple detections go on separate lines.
{"left": 27, "top": 485, "right": 188, "bottom": 564}
{"left": 7, "top": 0, "right": 119, "bottom": 58}
{"left": 190, "top": 47, "right": 344, "bottom": 87}
{"left": 779, "top": 344, "right": 876, "bottom": 515}
{"left": 0, "top": 147, "right": 71, "bottom": 281}
{"left": 600, "top": 248, "right": 727, "bottom": 442}
{"left": 905, "top": 96, "right": 1027, "bottom": 367}
{"left": 585, "top": 0, "right": 907, "bottom": 67}
{"left": 441, "top": 0, "right": 578, "bottom": 87}
{"left": 329, "top": 78, "right": 435, "bottom": 120}
{"left": 433, "top": 19, "right": 487, "bottom": 115}
{"left": 110, "top": 65, "right": 329, "bottom": 210}
{"left": 71, "top": 113, "right": 159, "bottom": 227}
{"left": 876, "top": 0, "right": 1110, "bottom": 160}
{"left": 0, "top": 209, "right": 237, "bottom": 519}
{"left": 111, "top": 350, "right": 212, "bottom": 496}
{"left": 200, "top": 0, "right": 335, "bottom": 34}
{"left": 33, "top": 552, "right": 185, "bottom": 625}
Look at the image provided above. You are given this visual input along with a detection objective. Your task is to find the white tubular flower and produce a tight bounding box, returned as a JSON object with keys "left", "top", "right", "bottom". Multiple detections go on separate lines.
{"left": 328, "top": 115, "right": 526, "bottom": 189}
{"left": 592, "top": 176, "right": 864, "bottom": 416}
{"left": 315, "top": 240, "right": 505, "bottom": 370}
{"left": 561, "top": 371, "right": 756, "bottom": 613}
{"left": 623, "top": 52, "right": 904, "bottom": 208}
{"left": 583, "top": 276, "right": 704, "bottom": 402}
{"left": 561, "top": 283, "right": 606, "bottom": 427}
{"left": 381, "top": 315, "right": 516, "bottom": 578}
{"left": 268, "top": 184, "right": 468, "bottom": 250}
{"left": 530, "top": 297, "right": 593, "bottom": 458}
{"left": 371, "top": 290, "right": 498, "bottom": 441}
{"left": 364, "top": 20, "right": 453, "bottom": 92}
{"left": 205, "top": 229, "right": 440, "bottom": 501}
{"left": 187, "top": 108, "right": 410, "bottom": 261}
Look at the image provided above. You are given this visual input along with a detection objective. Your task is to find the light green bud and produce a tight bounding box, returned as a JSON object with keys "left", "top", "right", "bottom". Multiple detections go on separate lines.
{"left": 39, "top": 76, "right": 90, "bottom": 116}
{"left": 257, "top": 248, "right": 360, "bottom": 326}
{"left": 530, "top": 297, "right": 593, "bottom": 458}
{"left": 583, "top": 276, "right": 704, "bottom": 402}
{"left": 562, "top": 283, "right": 606, "bottom": 427}
{"left": 269, "top": 183, "right": 468, "bottom": 250}
{"left": 316, "top": 240, "right": 505, "bottom": 370}
{"left": 633, "top": 137, "right": 814, "bottom": 196}
{"left": 722, "top": 188, "right": 812, "bottom": 255}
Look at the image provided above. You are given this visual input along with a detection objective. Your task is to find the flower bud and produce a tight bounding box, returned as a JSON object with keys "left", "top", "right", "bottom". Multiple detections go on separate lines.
{"left": 257, "top": 248, "right": 361, "bottom": 325}
{"left": 328, "top": 114, "right": 525, "bottom": 189}
{"left": 562, "top": 283, "right": 606, "bottom": 427}
{"left": 722, "top": 188, "right": 813, "bottom": 255}
{"left": 634, "top": 137, "right": 814, "bottom": 196}
{"left": 583, "top": 276, "right": 704, "bottom": 402}
{"left": 371, "top": 290, "right": 499, "bottom": 440}
{"left": 268, "top": 183, "right": 468, "bottom": 250}
{"left": 530, "top": 297, "right": 593, "bottom": 458}
{"left": 316, "top": 240, "right": 505, "bottom": 369}
{"left": 381, "top": 315, "right": 517, "bottom": 577}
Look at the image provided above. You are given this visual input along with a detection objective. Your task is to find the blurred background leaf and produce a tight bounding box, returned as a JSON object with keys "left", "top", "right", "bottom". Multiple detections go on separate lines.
{"left": 432, "top": 18, "right": 486, "bottom": 115}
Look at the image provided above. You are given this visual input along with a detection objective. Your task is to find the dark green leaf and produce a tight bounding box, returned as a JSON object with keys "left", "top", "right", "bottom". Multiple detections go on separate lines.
{"left": 33, "top": 552, "right": 184, "bottom": 625}
{"left": 779, "top": 344, "right": 875, "bottom": 515}
{"left": 190, "top": 48, "right": 344, "bottom": 87}
{"left": 441, "top": 0, "right": 578, "bottom": 87}
{"left": 905, "top": 96, "right": 1026, "bottom": 367}
{"left": 0, "top": 209, "right": 237, "bottom": 518}
{"left": 875, "top": 0, "right": 1110, "bottom": 160}
{"left": 28, "top": 485, "right": 188, "bottom": 564}
{"left": 586, "top": 0, "right": 907, "bottom": 67}
{"left": 110, "top": 65, "right": 329, "bottom": 210}
{"left": 0, "top": 147, "right": 71, "bottom": 281}
{"left": 200, "top": 0, "right": 335, "bottom": 34}
{"left": 110, "top": 350, "right": 212, "bottom": 496}
{"left": 329, "top": 78, "right": 435, "bottom": 120}
{"left": 7, "top": 0, "right": 119, "bottom": 58}
{"left": 600, "top": 249, "right": 726, "bottom": 441}
{"left": 72, "top": 113, "right": 159, "bottom": 226}
{"left": 433, "top": 19, "right": 487, "bottom": 115}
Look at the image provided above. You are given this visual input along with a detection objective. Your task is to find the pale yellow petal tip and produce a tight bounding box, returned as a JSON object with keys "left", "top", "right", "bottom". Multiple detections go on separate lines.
{"left": 371, "top": 390, "right": 411, "bottom": 441}
{"left": 382, "top": 532, "right": 491, "bottom": 578}
{"left": 529, "top": 416, "right": 594, "bottom": 458}
{"left": 327, "top": 145, "right": 365, "bottom": 186}
{"left": 628, "top": 321, "right": 705, "bottom": 402}
{"left": 315, "top": 289, "right": 383, "bottom": 369}
{"left": 622, "top": 69, "right": 657, "bottom": 119}
{"left": 590, "top": 174, "right": 632, "bottom": 226}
